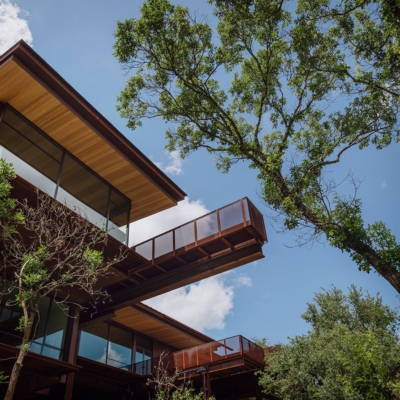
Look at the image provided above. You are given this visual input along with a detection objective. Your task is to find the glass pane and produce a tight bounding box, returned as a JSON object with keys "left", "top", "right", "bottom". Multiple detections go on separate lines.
{"left": 134, "top": 240, "right": 153, "bottom": 260}
{"left": 0, "top": 146, "right": 57, "bottom": 195}
{"left": 154, "top": 231, "right": 173, "bottom": 258}
{"left": 197, "top": 212, "right": 218, "bottom": 241}
{"left": 219, "top": 201, "right": 243, "bottom": 230}
{"left": 225, "top": 336, "right": 240, "bottom": 357}
{"left": 78, "top": 329, "right": 108, "bottom": 364}
{"left": 175, "top": 222, "right": 195, "bottom": 249}
{"left": 3, "top": 108, "right": 63, "bottom": 162}
{"left": 33, "top": 296, "right": 51, "bottom": 344}
{"left": 107, "top": 325, "right": 132, "bottom": 369}
{"left": 44, "top": 301, "right": 68, "bottom": 349}
{"left": 29, "top": 341, "right": 43, "bottom": 355}
{"left": 58, "top": 154, "right": 109, "bottom": 224}
{"left": 42, "top": 345, "right": 61, "bottom": 360}
{"left": 108, "top": 201, "right": 128, "bottom": 244}
{"left": 210, "top": 341, "right": 225, "bottom": 362}
{"left": 110, "top": 190, "right": 130, "bottom": 213}
{"left": 0, "top": 288, "right": 23, "bottom": 346}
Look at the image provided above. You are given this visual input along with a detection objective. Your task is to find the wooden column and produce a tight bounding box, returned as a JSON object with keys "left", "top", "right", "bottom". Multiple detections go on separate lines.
{"left": 63, "top": 305, "right": 80, "bottom": 400}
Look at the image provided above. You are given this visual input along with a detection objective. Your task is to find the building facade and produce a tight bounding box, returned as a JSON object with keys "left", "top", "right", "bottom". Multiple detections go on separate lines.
{"left": 0, "top": 41, "right": 270, "bottom": 400}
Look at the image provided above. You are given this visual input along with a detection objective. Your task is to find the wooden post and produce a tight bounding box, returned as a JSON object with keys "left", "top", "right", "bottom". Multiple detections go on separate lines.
{"left": 205, "top": 367, "right": 212, "bottom": 400}
{"left": 63, "top": 305, "right": 80, "bottom": 400}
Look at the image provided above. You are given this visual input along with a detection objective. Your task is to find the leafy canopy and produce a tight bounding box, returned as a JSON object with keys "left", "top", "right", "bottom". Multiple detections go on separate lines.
{"left": 114, "top": 0, "right": 400, "bottom": 294}
{"left": 258, "top": 286, "right": 400, "bottom": 400}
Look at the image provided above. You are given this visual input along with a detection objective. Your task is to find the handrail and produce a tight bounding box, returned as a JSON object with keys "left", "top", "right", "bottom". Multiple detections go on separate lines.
{"left": 132, "top": 198, "right": 267, "bottom": 262}
{"left": 126, "top": 335, "right": 265, "bottom": 376}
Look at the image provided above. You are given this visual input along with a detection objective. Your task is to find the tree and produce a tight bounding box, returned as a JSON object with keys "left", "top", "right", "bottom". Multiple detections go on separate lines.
{"left": 113, "top": 0, "right": 400, "bottom": 293}
{"left": 0, "top": 163, "right": 124, "bottom": 400}
{"left": 258, "top": 286, "right": 400, "bottom": 400}
{"left": 148, "top": 353, "right": 215, "bottom": 400}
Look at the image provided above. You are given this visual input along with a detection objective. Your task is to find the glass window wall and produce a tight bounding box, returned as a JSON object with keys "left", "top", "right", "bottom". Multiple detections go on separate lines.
{"left": 0, "top": 292, "right": 69, "bottom": 361}
{"left": 78, "top": 323, "right": 153, "bottom": 375}
{"left": 0, "top": 105, "right": 131, "bottom": 244}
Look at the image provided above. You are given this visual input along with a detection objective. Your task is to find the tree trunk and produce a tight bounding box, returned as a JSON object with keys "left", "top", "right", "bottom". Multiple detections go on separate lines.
{"left": 4, "top": 314, "right": 34, "bottom": 400}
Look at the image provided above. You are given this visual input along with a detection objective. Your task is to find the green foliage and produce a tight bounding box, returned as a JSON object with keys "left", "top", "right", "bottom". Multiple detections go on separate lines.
{"left": 258, "top": 286, "right": 400, "bottom": 400}
{"left": 156, "top": 387, "right": 209, "bottom": 400}
{"left": 0, "top": 372, "right": 8, "bottom": 385}
{"left": 114, "top": 0, "right": 400, "bottom": 294}
{"left": 0, "top": 159, "right": 24, "bottom": 240}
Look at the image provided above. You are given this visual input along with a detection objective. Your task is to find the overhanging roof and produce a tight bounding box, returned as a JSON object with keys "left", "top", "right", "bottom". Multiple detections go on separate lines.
{"left": 111, "top": 303, "right": 214, "bottom": 350}
{"left": 0, "top": 40, "right": 186, "bottom": 222}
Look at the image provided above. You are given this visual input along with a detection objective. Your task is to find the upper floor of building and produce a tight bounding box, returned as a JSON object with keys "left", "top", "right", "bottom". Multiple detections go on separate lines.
{"left": 0, "top": 40, "right": 186, "bottom": 245}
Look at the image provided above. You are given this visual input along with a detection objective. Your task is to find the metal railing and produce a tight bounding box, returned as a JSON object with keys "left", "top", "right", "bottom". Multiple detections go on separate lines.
{"left": 127, "top": 335, "right": 265, "bottom": 376}
{"left": 132, "top": 198, "right": 267, "bottom": 262}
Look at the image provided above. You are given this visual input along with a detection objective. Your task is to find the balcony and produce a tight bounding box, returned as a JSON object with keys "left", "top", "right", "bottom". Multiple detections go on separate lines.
{"left": 128, "top": 336, "right": 265, "bottom": 378}
{"left": 129, "top": 198, "right": 267, "bottom": 281}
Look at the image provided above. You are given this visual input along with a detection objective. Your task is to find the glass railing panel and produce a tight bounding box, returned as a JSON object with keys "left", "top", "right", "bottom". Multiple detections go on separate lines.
{"left": 197, "top": 211, "right": 218, "bottom": 241}
{"left": 135, "top": 240, "right": 153, "bottom": 260}
{"left": 154, "top": 231, "right": 173, "bottom": 258}
{"left": 211, "top": 341, "right": 226, "bottom": 362}
{"left": 175, "top": 221, "right": 195, "bottom": 250}
{"left": 242, "top": 198, "right": 250, "bottom": 222}
{"left": 242, "top": 337, "right": 250, "bottom": 356}
{"left": 224, "top": 336, "right": 241, "bottom": 357}
{"left": 107, "top": 219, "right": 127, "bottom": 244}
{"left": 219, "top": 201, "right": 244, "bottom": 231}
{"left": 0, "top": 146, "right": 57, "bottom": 196}
{"left": 57, "top": 186, "right": 107, "bottom": 231}
{"left": 132, "top": 359, "right": 152, "bottom": 375}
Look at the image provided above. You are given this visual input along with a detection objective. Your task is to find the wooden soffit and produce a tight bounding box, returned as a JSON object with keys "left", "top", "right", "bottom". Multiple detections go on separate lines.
{"left": 111, "top": 304, "right": 214, "bottom": 350}
{"left": 0, "top": 41, "right": 186, "bottom": 222}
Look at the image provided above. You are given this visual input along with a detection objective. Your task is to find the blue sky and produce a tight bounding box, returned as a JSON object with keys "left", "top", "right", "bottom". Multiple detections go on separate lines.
{"left": 1, "top": 0, "right": 399, "bottom": 345}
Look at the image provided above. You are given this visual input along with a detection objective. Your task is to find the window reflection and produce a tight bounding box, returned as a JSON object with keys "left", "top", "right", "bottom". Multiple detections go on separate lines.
{"left": 78, "top": 324, "right": 153, "bottom": 375}
{"left": 0, "top": 105, "right": 131, "bottom": 244}
{"left": 0, "top": 293, "right": 68, "bottom": 360}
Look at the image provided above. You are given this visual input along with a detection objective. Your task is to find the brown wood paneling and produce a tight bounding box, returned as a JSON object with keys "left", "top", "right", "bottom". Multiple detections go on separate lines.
{"left": 0, "top": 56, "right": 184, "bottom": 222}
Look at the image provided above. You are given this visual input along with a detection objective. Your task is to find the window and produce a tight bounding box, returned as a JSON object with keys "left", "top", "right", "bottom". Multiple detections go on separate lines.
{"left": 0, "top": 293, "right": 69, "bottom": 361}
{"left": 78, "top": 323, "right": 153, "bottom": 375}
{"left": 0, "top": 105, "right": 131, "bottom": 244}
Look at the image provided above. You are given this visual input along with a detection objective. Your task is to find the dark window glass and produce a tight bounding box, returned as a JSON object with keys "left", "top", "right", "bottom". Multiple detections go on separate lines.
{"left": 0, "top": 291, "right": 68, "bottom": 360}
{"left": 78, "top": 329, "right": 108, "bottom": 363}
{"left": 107, "top": 325, "right": 132, "bottom": 369}
{"left": 0, "top": 291, "right": 22, "bottom": 346}
{"left": 58, "top": 154, "right": 109, "bottom": 217}
{"left": 32, "top": 296, "right": 51, "bottom": 344}
{"left": 44, "top": 301, "right": 68, "bottom": 349}
{"left": 2, "top": 108, "right": 63, "bottom": 162}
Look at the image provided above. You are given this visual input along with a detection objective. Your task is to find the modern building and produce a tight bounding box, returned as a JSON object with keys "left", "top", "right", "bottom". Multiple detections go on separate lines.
{"left": 0, "top": 41, "right": 270, "bottom": 400}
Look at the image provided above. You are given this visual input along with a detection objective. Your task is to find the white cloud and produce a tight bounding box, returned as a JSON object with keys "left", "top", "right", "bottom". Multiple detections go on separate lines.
{"left": 144, "top": 275, "right": 234, "bottom": 332}
{"left": 129, "top": 197, "right": 209, "bottom": 246}
{"left": 0, "top": 0, "right": 33, "bottom": 54}
{"left": 143, "top": 272, "right": 253, "bottom": 332}
{"left": 154, "top": 151, "right": 183, "bottom": 175}
{"left": 382, "top": 182, "right": 387, "bottom": 189}
{"left": 234, "top": 274, "right": 252, "bottom": 287}
{"left": 131, "top": 198, "right": 253, "bottom": 333}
